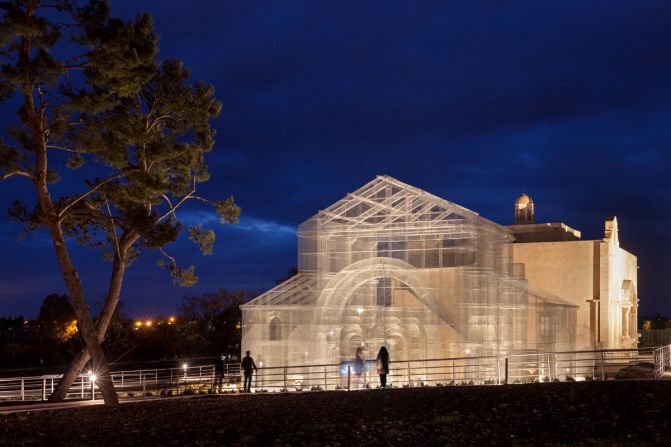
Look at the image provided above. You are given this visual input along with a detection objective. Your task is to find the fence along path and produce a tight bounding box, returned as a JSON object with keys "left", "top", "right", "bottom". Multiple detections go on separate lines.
{"left": 254, "top": 347, "right": 664, "bottom": 391}
{"left": 0, "top": 364, "right": 220, "bottom": 401}
{"left": 1, "top": 346, "right": 670, "bottom": 402}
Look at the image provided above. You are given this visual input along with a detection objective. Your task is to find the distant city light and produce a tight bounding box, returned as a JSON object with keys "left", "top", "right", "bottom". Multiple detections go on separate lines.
{"left": 465, "top": 348, "right": 471, "bottom": 354}
{"left": 356, "top": 308, "right": 364, "bottom": 315}
{"left": 90, "top": 374, "right": 97, "bottom": 382}
{"left": 145, "top": 320, "right": 153, "bottom": 327}
{"left": 134, "top": 321, "right": 142, "bottom": 327}
{"left": 182, "top": 363, "right": 188, "bottom": 370}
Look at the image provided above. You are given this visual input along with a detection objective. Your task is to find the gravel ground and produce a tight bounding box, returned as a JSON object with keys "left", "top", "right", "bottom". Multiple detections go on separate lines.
{"left": 1, "top": 381, "right": 669, "bottom": 446}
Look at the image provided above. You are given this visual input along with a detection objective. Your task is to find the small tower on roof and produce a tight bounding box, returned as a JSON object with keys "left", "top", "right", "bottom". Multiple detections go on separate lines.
{"left": 514, "top": 193, "right": 534, "bottom": 225}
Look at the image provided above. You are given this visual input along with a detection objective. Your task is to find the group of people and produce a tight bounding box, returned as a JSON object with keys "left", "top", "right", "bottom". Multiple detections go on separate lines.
{"left": 354, "top": 346, "right": 390, "bottom": 388}
{"left": 213, "top": 351, "right": 258, "bottom": 393}
{"left": 216, "top": 347, "right": 391, "bottom": 393}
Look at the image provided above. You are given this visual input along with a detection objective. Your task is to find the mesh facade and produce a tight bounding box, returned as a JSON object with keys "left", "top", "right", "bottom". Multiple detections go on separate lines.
{"left": 241, "top": 176, "right": 576, "bottom": 371}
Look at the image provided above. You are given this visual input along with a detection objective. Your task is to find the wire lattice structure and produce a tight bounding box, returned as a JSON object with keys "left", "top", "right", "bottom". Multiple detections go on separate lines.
{"left": 242, "top": 176, "right": 576, "bottom": 377}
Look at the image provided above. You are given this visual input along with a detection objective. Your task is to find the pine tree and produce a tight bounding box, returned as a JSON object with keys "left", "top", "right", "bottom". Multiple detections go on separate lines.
{"left": 0, "top": 0, "right": 239, "bottom": 405}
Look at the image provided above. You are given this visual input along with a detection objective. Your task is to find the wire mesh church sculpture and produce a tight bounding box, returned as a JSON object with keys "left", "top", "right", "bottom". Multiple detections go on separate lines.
{"left": 241, "top": 176, "right": 576, "bottom": 377}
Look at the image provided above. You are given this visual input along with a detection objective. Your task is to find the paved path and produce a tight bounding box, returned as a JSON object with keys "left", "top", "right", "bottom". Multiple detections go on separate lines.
{"left": 0, "top": 394, "right": 220, "bottom": 415}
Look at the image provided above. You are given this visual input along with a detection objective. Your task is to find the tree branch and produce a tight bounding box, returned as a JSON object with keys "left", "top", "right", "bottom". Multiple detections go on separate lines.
{"left": 1, "top": 170, "right": 35, "bottom": 181}
{"left": 160, "top": 193, "right": 174, "bottom": 209}
{"left": 159, "top": 246, "right": 177, "bottom": 266}
{"left": 46, "top": 145, "right": 78, "bottom": 153}
{"left": 57, "top": 171, "right": 129, "bottom": 220}
{"left": 155, "top": 165, "right": 200, "bottom": 223}
{"left": 105, "top": 198, "right": 121, "bottom": 258}
{"left": 146, "top": 114, "right": 171, "bottom": 133}
{"left": 63, "top": 62, "right": 87, "bottom": 70}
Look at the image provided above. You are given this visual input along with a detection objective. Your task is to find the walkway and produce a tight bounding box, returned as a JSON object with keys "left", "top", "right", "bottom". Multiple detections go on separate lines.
{"left": 0, "top": 394, "right": 216, "bottom": 415}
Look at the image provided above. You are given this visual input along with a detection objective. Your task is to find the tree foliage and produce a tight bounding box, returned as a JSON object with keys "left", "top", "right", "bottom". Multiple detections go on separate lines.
{"left": 37, "top": 293, "right": 77, "bottom": 343}
{"left": 0, "top": 0, "right": 239, "bottom": 404}
{"left": 179, "top": 289, "right": 253, "bottom": 356}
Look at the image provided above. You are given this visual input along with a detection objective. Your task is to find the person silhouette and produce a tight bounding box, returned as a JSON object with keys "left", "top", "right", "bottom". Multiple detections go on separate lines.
{"left": 241, "top": 351, "right": 258, "bottom": 393}
{"left": 354, "top": 346, "right": 366, "bottom": 388}
{"left": 376, "top": 346, "right": 390, "bottom": 388}
{"left": 214, "top": 353, "right": 225, "bottom": 392}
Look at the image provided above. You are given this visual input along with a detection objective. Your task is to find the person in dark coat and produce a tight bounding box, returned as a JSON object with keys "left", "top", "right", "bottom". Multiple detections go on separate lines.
{"left": 241, "top": 351, "right": 258, "bottom": 393}
{"left": 214, "top": 353, "right": 225, "bottom": 392}
{"left": 376, "top": 346, "right": 390, "bottom": 388}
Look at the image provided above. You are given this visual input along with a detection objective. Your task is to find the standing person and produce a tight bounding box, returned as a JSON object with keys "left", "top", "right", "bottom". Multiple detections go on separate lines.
{"left": 376, "top": 346, "right": 390, "bottom": 388}
{"left": 241, "top": 351, "right": 258, "bottom": 393}
{"left": 354, "top": 346, "right": 366, "bottom": 388}
{"left": 214, "top": 353, "right": 225, "bottom": 393}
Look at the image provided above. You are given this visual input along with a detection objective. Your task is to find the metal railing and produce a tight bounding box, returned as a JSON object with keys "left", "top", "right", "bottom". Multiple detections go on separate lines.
{"left": 1, "top": 345, "right": 669, "bottom": 402}
{"left": 640, "top": 329, "right": 671, "bottom": 346}
{"left": 253, "top": 346, "right": 667, "bottom": 391}
{"left": 0, "top": 364, "right": 220, "bottom": 402}
{"left": 654, "top": 345, "right": 671, "bottom": 378}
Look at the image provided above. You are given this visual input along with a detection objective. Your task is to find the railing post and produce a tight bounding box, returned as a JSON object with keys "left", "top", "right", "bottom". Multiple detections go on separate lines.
{"left": 91, "top": 377, "right": 95, "bottom": 400}
{"left": 600, "top": 352, "right": 605, "bottom": 381}
{"left": 42, "top": 378, "right": 46, "bottom": 401}
{"left": 324, "top": 366, "right": 327, "bottom": 390}
{"left": 254, "top": 369, "right": 257, "bottom": 392}
{"left": 142, "top": 372, "right": 146, "bottom": 394}
{"left": 504, "top": 358, "right": 509, "bottom": 385}
{"left": 347, "top": 365, "right": 351, "bottom": 391}
{"left": 20, "top": 378, "right": 24, "bottom": 401}
{"left": 452, "top": 360, "right": 455, "bottom": 385}
{"left": 283, "top": 367, "right": 287, "bottom": 389}
{"left": 407, "top": 362, "right": 411, "bottom": 387}
{"left": 50, "top": 377, "right": 54, "bottom": 394}
{"left": 81, "top": 376, "right": 84, "bottom": 399}
{"left": 496, "top": 355, "right": 501, "bottom": 384}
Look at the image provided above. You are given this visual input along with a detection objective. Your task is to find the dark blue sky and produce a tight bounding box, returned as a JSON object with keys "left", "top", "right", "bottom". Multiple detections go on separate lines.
{"left": 1, "top": 1, "right": 670, "bottom": 319}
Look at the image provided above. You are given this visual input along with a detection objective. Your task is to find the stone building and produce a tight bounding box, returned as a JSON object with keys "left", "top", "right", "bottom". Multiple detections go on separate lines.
{"left": 240, "top": 176, "right": 639, "bottom": 370}
{"left": 508, "top": 194, "right": 638, "bottom": 350}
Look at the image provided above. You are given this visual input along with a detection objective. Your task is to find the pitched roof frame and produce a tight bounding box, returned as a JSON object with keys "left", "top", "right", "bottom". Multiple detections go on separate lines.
{"left": 304, "top": 176, "right": 485, "bottom": 232}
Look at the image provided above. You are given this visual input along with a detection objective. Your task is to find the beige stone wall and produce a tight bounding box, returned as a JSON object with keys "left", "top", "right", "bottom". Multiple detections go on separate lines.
{"left": 512, "top": 240, "right": 596, "bottom": 349}
{"left": 602, "top": 238, "right": 638, "bottom": 348}
{"left": 512, "top": 237, "right": 638, "bottom": 350}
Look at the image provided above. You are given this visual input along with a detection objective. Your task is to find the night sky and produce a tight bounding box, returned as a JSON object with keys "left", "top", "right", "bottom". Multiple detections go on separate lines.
{"left": 1, "top": 1, "right": 670, "bottom": 319}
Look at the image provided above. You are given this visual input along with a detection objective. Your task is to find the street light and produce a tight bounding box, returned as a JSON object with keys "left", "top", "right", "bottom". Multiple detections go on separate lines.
{"left": 465, "top": 349, "right": 471, "bottom": 382}
{"left": 89, "top": 372, "right": 97, "bottom": 400}
{"left": 182, "top": 363, "right": 188, "bottom": 394}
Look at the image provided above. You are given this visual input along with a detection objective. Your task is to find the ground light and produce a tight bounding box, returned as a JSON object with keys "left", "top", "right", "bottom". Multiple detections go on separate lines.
{"left": 89, "top": 372, "right": 97, "bottom": 400}
{"left": 182, "top": 363, "right": 188, "bottom": 393}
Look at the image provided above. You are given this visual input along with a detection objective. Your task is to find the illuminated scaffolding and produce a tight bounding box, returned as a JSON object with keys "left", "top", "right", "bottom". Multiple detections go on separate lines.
{"left": 241, "top": 176, "right": 576, "bottom": 372}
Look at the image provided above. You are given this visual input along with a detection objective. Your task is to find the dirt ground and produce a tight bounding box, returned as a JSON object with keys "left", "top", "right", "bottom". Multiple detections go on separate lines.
{"left": 1, "top": 380, "right": 669, "bottom": 446}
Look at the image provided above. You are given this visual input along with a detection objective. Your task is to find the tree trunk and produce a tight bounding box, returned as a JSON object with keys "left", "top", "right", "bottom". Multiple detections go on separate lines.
{"left": 28, "top": 100, "right": 119, "bottom": 405}
{"left": 49, "top": 238, "right": 133, "bottom": 402}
